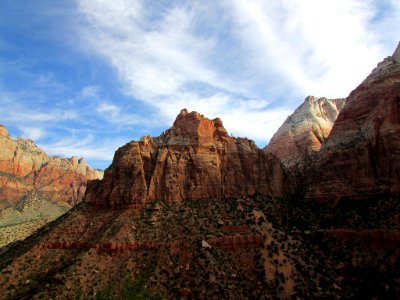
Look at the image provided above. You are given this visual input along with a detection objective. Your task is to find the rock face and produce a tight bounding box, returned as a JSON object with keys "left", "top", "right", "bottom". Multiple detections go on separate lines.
{"left": 0, "top": 126, "right": 103, "bottom": 209}
{"left": 85, "top": 109, "right": 287, "bottom": 207}
{"left": 264, "top": 96, "right": 345, "bottom": 167}
{"left": 304, "top": 44, "right": 400, "bottom": 200}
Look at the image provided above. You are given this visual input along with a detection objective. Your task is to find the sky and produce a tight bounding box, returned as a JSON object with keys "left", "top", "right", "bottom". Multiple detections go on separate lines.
{"left": 0, "top": 1, "right": 399, "bottom": 170}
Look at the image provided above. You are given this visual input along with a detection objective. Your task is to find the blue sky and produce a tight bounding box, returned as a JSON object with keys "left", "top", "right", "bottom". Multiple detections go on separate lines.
{"left": 0, "top": 0, "right": 399, "bottom": 170}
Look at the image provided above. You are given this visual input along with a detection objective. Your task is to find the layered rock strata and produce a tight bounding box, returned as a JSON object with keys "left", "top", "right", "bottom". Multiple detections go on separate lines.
{"left": 84, "top": 109, "right": 287, "bottom": 207}
{"left": 264, "top": 96, "right": 345, "bottom": 167}
{"left": 0, "top": 125, "right": 103, "bottom": 208}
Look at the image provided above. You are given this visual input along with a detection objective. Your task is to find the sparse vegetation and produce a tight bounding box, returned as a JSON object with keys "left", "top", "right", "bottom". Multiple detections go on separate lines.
{"left": 0, "top": 193, "right": 399, "bottom": 299}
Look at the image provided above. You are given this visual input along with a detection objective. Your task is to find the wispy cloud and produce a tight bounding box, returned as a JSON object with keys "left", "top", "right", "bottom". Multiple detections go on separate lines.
{"left": 38, "top": 133, "right": 128, "bottom": 162}
{"left": 226, "top": 0, "right": 396, "bottom": 98}
{"left": 18, "top": 126, "right": 46, "bottom": 141}
{"left": 0, "top": 93, "right": 77, "bottom": 124}
{"left": 96, "top": 102, "right": 149, "bottom": 126}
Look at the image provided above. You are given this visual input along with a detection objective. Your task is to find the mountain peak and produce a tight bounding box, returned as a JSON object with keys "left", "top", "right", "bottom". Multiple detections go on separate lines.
{"left": 173, "top": 109, "right": 207, "bottom": 127}
{"left": 164, "top": 109, "right": 229, "bottom": 146}
{"left": 265, "top": 97, "right": 345, "bottom": 166}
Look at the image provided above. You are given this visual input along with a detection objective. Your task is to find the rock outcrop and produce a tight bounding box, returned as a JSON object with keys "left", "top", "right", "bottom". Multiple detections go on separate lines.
{"left": 0, "top": 126, "right": 103, "bottom": 209}
{"left": 304, "top": 43, "right": 400, "bottom": 201}
{"left": 264, "top": 96, "right": 345, "bottom": 167}
{"left": 84, "top": 109, "right": 287, "bottom": 207}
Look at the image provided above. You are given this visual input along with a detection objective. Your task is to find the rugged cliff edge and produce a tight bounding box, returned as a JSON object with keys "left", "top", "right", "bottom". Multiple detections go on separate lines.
{"left": 264, "top": 96, "right": 345, "bottom": 167}
{"left": 85, "top": 109, "right": 287, "bottom": 207}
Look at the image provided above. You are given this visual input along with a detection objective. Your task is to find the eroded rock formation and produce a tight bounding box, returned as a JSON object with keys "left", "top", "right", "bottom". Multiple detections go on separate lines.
{"left": 85, "top": 109, "right": 287, "bottom": 207}
{"left": 0, "top": 125, "right": 103, "bottom": 208}
{"left": 264, "top": 96, "right": 345, "bottom": 167}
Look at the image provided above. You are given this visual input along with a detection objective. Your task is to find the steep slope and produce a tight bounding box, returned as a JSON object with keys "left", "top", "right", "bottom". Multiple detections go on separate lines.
{"left": 85, "top": 109, "right": 287, "bottom": 207}
{"left": 264, "top": 96, "right": 345, "bottom": 167}
{"left": 0, "top": 125, "right": 103, "bottom": 246}
{"left": 304, "top": 42, "right": 400, "bottom": 201}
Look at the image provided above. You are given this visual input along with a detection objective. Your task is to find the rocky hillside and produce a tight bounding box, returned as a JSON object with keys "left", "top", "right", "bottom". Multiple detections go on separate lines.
{"left": 0, "top": 125, "right": 103, "bottom": 247}
{"left": 84, "top": 109, "right": 287, "bottom": 208}
{"left": 264, "top": 96, "right": 345, "bottom": 167}
{"left": 0, "top": 193, "right": 398, "bottom": 299}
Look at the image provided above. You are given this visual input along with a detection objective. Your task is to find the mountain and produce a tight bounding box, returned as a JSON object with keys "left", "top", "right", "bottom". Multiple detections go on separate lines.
{"left": 85, "top": 109, "right": 287, "bottom": 208}
{"left": 264, "top": 96, "right": 345, "bottom": 167}
{"left": 0, "top": 125, "right": 103, "bottom": 247}
{"left": 303, "top": 42, "right": 400, "bottom": 201}
{"left": 0, "top": 125, "right": 103, "bottom": 208}
{"left": 0, "top": 44, "right": 400, "bottom": 299}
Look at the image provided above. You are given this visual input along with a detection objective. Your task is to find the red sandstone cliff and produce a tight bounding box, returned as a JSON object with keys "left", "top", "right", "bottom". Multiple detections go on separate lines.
{"left": 0, "top": 125, "right": 103, "bottom": 209}
{"left": 264, "top": 96, "right": 345, "bottom": 167}
{"left": 304, "top": 42, "right": 400, "bottom": 201}
{"left": 84, "top": 109, "right": 287, "bottom": 207}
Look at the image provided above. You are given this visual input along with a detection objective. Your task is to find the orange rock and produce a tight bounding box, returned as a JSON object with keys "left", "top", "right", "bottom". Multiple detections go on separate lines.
{"left": 0, "top": 128, "right": 103, "bottom": 208}
{"left": 84, "top": 109, "right": 288, "bottom": 207}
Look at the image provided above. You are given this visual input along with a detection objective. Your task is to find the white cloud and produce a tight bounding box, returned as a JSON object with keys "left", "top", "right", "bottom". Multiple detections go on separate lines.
{"left": 18, "top": 126, "right": 46, "bottom": 141}
{"left": 96, "top": 102, "right": 119, "bottom": 115}
{"left": 38, "top": 133, "right": 127, "bottom": 162}
{"left": 96, "top": 102, "right": 151, "bottom": 126}
{"left": 227, "top": 0, "right": 390, "bottom": 98}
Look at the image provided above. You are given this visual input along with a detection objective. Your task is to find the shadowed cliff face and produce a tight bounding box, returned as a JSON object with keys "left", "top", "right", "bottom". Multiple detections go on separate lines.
{"left": 84, "top": 109, "right": 287, "bottom": 207}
